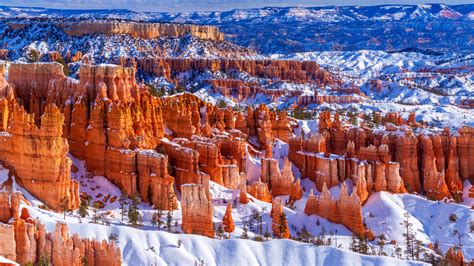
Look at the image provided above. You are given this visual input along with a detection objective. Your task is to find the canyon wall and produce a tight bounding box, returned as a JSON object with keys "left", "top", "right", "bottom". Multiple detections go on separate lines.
{"left": 6, "top": 20, "right": 224, "bottom": 41}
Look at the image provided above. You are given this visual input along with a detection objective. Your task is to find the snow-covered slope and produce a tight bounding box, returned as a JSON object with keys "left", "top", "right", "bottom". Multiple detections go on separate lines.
{"left": 2, "top": 145, "right": 472, "bottom": 265}
{"left": 272, "top": 50, "right": 474, "bottom": 129}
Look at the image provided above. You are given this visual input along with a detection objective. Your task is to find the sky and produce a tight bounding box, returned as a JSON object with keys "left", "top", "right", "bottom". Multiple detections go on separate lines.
{"left": 0, "top": 0, "right": 473, "bottom": 12}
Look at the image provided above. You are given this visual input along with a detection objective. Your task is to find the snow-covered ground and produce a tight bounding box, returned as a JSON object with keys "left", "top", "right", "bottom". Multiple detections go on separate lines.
{"left": 271, "top": 51, "right": 474, "bottom": 129}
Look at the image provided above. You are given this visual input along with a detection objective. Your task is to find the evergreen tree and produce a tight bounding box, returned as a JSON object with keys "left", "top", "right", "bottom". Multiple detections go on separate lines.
{"left": 298, "top": 225, "right": 312, "bottom": 243}
{"left": 400, "top": 212, "right": 415, "bottom": 260}
{"left": 60, "top": 195, "right": 70, "bottom": 220}
{"left": 377, "top": 234, "right": 386, "bottom": 256}
{"left": 241, "top": 226, "right": 249, "bottom": 239}
{"left": 152, "top": 211, "right": 162, "bottom": 228}
{"left": 128, "top": 194, "right": 142, "bottom": 227}
{"left": 395, "top": 245, "right": 402, "bottom": 259}
{"left": 78, "top": 200, "right": 89, "bottom": 218}
{"left": 216, "top": 224, "right": 224, "bottom": 239}
{"left": 358, "top": 233, "right": 369, "bottom": 255}
{"left": 118, "top": 190, "right": 128, "bottom": 222}
{"left": 264, "top": 226, "right": 271, "bottom": 241}
{"left": 350, "top": 233, "right": 358, "bottom": 252}
{"left": 166, "top": 211, "right": 172, "bottom": 232}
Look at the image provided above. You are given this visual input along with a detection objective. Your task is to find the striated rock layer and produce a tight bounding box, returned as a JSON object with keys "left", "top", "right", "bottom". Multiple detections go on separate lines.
{"left": 181, "top": 183, "right": 214, "bottom": 238}
{"left": 55, "top": 20, "right": 224, "bottom": 41}
{"left": 0, "top": 103, "right": 79, "bottom": 211}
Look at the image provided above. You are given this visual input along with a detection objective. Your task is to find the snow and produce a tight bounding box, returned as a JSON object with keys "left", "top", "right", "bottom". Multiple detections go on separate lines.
{"left": 0, "top": 256, "right": 19, "bottom": 265}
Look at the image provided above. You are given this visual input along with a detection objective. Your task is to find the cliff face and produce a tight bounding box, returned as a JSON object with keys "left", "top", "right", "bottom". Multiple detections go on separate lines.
{"left": 56, "top": 21, "right": 224, "bottom": 41}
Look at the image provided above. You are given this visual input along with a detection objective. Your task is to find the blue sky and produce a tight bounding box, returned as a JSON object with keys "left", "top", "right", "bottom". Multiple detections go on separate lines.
{"left": 0, "top": 0, "right": 473, "bottom": 12}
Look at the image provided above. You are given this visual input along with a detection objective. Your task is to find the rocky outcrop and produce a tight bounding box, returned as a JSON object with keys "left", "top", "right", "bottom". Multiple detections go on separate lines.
{"left": 0, "top": 224, "right": 16, "bottom": 262}
{"left": 271, "top": 198, "right": 290, "bottom": 239}
{"left": 304, "top": 183, "right": 365, "bottom": 236}
{"left": 222, "top": 165, "right": 244, "bottom": 190}
{"left": 181, "top": 184, "right": 214, "bottom": 238}
{"left": 139, "top": 58, "right": 333, "bottom": 85}
{"left": 0, "top": 104, "right": 79, "bottom": 211}
{"left": 419, "top": 136, "right": 450, "bottom": 200}
{"left": 8, "top": 220, "right": 121, "bottom": 266}
{"left": 222, "top": 202, "right": 235, "bottom": 233}
{"left": 0, "top": 192, "right": 21, "bottom": 223}
{"left": 261, "top": 157, "right": 301, "bottom": 197}
{"left": 137, "top": 150, "right": 178, "bottom": 210}
{"left": 239, "top": 183, "right": 249, "bottom": 204}
{"left": 56, "top": 21, "right": 224, "bottom": 41}
{"left": 247, "top": 179, "right": 272, "bottom": 203}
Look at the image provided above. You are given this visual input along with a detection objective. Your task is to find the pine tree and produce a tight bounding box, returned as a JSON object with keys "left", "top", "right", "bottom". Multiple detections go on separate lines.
{"left": 216, "top": 224, "right": 224, "bottom": 239}
{"left": 395, "top": 245, "right": 402, "bottom": 259}
{"left": 152, "top": 211, "right": 162, "bottom": 228}
{"left": 78, "top": 200, "right": 89, "bottom": 218}
{"left": 166, "top": 211, "right": 172, "bottom": 232}
{"left": 241, "top": 226, "right": 249, "bottom": 239}
{"left": 118, "top": 190, "right": 128, "bottom": 222}
{"left": 401, "top": 212, "right": 415, "bottom": 260}
{"left": 414, "top": 239, "right": 423, "bottom": 261}
{"left": 60, "top": 195, "right": 70, "bottom": 220}
{"left": 128, "top": 194, "right": 142, "bottom": 227}
{"left": 350, "top": 233, "right": 358, "bottom": 252}
{"left": 377, "top": 234, "right": 386, "bottom": 256}
{"left": 264, "top": 226, "right": 271, "bottom": 241}
{"left": 358, "top": 233, "right": 369, "bottom": 255}
{"left": 299, "top": 225, "right": 312, "bottom": 243}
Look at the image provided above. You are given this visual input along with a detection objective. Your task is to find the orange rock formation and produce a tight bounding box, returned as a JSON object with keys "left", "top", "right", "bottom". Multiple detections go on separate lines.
{"left": 271, "top": 198, "right": 290, "bottom": 239}
{"left": 181, "top": 183, "right": 214, "bottom": 238}
{"left": 304, "top": 183, "right": 365, "bottom": 236}
{"left": 222, "top": 202, "right": 235, "bottom": 233}
{"left": 55, "top": 21, "right": 224, "bottom": 41}
{"left": 0, "top": 104, "right": 79, "bottom": 211}
{"left": 0, "top": 192, "right": 21, "bottom": 223}
{"left": 0, "top": 219, "right": 121, "bottom": 266}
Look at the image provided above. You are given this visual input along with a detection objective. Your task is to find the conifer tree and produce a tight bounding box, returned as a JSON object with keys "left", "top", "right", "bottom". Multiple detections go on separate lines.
{"left": 400, "top": 212, "right": 415, "bottom": 260}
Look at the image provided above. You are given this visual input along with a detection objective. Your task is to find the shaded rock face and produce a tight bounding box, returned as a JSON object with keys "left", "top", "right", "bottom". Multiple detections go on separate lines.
{"left": 181, "top": 183, "right": 214, "bottom": 238}
{"left": 247, "top": 179, "right": 272, "bottom": 203}
{"left": 0, "top": 191, "right": 21, "bottom": 223}
{"left": 137, "top": 150, "right": 177, "bottom": 210}
{"left": 55, "top": 21, "right": 224, "bottom": 41}
{"left": 0, "top": 219, "right": 121, "bottom": 266}
{"left": 304, "top": 183, "right": 365, "bottom": 236}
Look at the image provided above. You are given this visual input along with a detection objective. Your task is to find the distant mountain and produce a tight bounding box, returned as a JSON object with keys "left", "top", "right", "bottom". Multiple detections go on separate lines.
{"left": 0, "top": 4, "right": 473, "bottom": 54}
